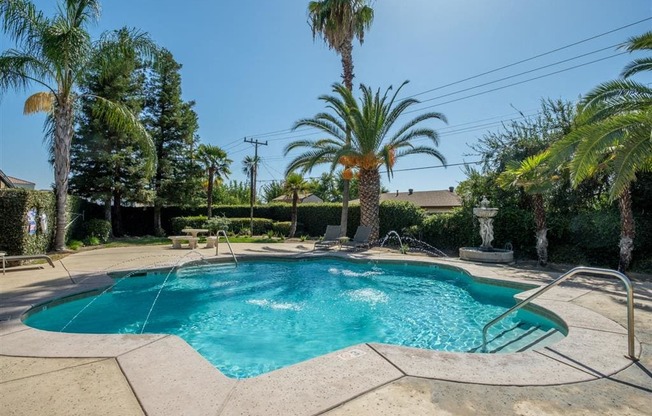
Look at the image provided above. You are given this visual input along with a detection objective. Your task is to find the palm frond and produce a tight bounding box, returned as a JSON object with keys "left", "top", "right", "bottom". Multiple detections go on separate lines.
{"left": 394, "top": 146, "right": 446, "bottom": 166}
{"left": 0, "top": 0, "right": 47, "bottom": 49}
{"left": 622, "top": 30, "right": 652, "bottom": 53}
{"left": 570, "top": 112, "right": 647, "bottom": 185}
{"left": 89, "top": 95, "right": 156, "bottom": 176}
{"left": 621, "top": 56, "right": 652, "bottom": 78}
{"left": 23, "top": 91, "right": 54, "bottom": 114}
{"left": 0, "top": 52, "right": 56, "bottom": 95}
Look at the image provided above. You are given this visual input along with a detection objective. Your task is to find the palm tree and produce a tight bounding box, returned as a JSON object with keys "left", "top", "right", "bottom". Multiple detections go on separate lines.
{"left": 197, "top": 144, "right": 231, "bottom": 218}
{"left": 497, "top": 151, "right": 554, "bottom": 266}
{"left": 284, "top": 172, "right": 309, "bottom": 238}
{"left": 242, "top": 154, "right": 261, "bottom": 235}
{"left": 242, "top": 155, "right": 261, "bottom": 205}
{"left": 548, "top": 31, "right": 652, "bottom": 271}
{"left": 0, "top": 0, "right": 155, "bottom": 250}
{"left": 286, "top": 81, "right": 447, "bottom": 240}
{"left": 308, "top": 0, "right": 374, "bottom": 237}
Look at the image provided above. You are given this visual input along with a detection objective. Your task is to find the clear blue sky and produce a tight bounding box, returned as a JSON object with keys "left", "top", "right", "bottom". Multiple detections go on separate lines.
{"left": 1, "top": 0, "right": 650, "bottom": 193}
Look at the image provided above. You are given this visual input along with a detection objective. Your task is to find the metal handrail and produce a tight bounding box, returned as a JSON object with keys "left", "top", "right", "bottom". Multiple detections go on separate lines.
{"left": 481, "top": 266, "right": 637, "bottom": 360}
{"left": 215, "top": 230, "right": 237, "bottom": 265}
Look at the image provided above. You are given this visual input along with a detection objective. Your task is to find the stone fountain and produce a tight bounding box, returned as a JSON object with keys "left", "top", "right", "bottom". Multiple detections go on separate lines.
{"left": 459, "top": 197, "right": 514, "bottom": 263}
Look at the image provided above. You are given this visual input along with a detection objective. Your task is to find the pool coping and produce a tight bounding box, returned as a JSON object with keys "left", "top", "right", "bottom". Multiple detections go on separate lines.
{"left": 0, "top": 248, "right": 643, "bottom": 415}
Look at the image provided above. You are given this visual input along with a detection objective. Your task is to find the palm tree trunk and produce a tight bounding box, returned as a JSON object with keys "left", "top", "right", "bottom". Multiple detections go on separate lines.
{"left": 532, "top": 193, "right": 548, "bottom": 266}
{"left": 290, "top": 191, "right": 298, "bottom": 238}
{"left": 618, "top": 186, "right": 635, "bottom": 272}
{"left": 340, "top": 180, "right": 350, "bottom": 237}
{"left": 207, "top": 168, "right": 214, "bottom": 218}
{"left": 340, "top": 40, "right": 354, "bottom": 90}
{"left": 359, "top": 168, "right": 380, "bottom": 241}
{"left": 338, "top": 39, "right": 355, "bottom": 237}
{"left": 53, "top": 101, "right": 74, "bottom": 251}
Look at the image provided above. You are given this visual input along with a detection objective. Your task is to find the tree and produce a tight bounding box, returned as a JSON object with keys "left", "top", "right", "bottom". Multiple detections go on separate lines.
{"left": 284, "top": 172, "right": 310, "bottom": 237}
{"left": 548, "top": 31, "right": 652, "bottom": 271}
{"left": 0, "top": 0, "right": 154, "bottom": 250}
{"left": 287, "top": 81, "right": 447, "bottom": 240}
{"left": 143, "top": 49, "right": 200, "bottom": 235}
{"left": 497, "top": 152, "right": 553, "bottom": 266}
{"left": 197, "top": 144, "right": 231, "bottom": 218}
{"left": 242, "top": 155, "right": 261, "bottom": 204}
{"left": 70, "top": 27, "right": 154, "bottom": 236}
{"left": 308, "top": 0, "right": 374, "bottom": 237}
{"left": 261, "top": 181, "right": 285, "bottom": 203}
{"left": 242, "top": 155, "right": 261, "bottom": 235}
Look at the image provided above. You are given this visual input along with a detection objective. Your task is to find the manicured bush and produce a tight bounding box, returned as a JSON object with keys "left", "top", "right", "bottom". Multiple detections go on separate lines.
{"left": 227, "top": 218, "right": 274, "bottom": 235}
{"left": 378, "top": 200, "right": 425, "bottom": 238}
{"left": 272, "top": 221, "right": 293, "bottom": 236}
{"left": 0, "top": 189, "right": 56, "bottom": 255}
{"left": 81, "top": 219, "right": 111, "bottom": 243}
{"left": 420, "top": 209, "right": 475, "bottom": 253}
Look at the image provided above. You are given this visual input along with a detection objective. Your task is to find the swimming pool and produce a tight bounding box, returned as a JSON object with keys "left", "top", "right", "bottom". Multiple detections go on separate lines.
{"left": 24, "top": 258, "right": 565, "bottom": 378}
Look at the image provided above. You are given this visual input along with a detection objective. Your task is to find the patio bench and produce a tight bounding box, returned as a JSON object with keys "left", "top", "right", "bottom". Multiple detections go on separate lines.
{"left": 205, "top": 236, "right": 218, "bottom": 249}
{"left": 168, "top": 236, "right": 200, "bottom": 249}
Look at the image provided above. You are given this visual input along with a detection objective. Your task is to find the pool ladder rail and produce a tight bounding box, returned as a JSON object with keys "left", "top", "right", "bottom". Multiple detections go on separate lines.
{"left": 481, "top": 266, "right": 637, "bottom": 361}
{"left": 215, "top": 230, "right": 237, "bottom": 265}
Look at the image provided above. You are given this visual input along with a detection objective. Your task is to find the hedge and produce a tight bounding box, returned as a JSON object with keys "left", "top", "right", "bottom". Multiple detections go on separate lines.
{"left": 0, "top": 190, "right": 88, "bottom": 255}
{"left": 169, "top": 216, "right": 274, "bottom": 236}
{"left": 0, "top": 189, "right": 56, "bottom": 255}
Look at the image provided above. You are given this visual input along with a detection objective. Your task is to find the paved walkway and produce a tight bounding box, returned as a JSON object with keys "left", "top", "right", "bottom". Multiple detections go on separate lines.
{"left": 1, "top": 244, "right": 650, "bottom": 415}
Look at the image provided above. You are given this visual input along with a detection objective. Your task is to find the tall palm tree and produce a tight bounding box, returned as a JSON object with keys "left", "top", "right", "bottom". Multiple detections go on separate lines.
{"left": 548, "top": 31, "right": 652, "bottom": 271}
{"left": 284, "top": 172, "right": 309, "bottom": 238}
{"left": 242, "top": 155, "right": 261, "bottom": 205}
{"left": 497, "top": 151, "right": 554, "bottom": 266}
{"left": 286, "top": 81, "right": 447, "bottom": 240}
{"left": 197, "top": 144, "right": 231, "bottom": 218}
{"left": 242, "top": 154, "right": 261, "bottom": 235}
{"left": 0, "top": 0, "right": 155, "bottom": 250}
{"left": 308, "top": 0, "right": 374, "bottom": 237}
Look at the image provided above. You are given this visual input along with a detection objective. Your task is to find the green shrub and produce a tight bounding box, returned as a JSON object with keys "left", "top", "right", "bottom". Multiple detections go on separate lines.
{"left": 421, "top": 208, "right": 475, "bottom": 252}
{"left": 67, "top": 240, "right": 84, "bottom": 250}
{"left": 204, "top": 216, "right": 231, "bottom": 233}
{"left": 0, "top": 189, "right": 56, "bottom": 255}
{"left": 378, "top": 200, "right": 425, "bottom": 237}
{"left": 272, "top": 221, "right": 292, "bottom": 236}
{"left": 84, "top": 235, "right": 101, "bottom": 246}
{"left": 226, "top": 218, "right": 274, "bottom": 235}
{"left": 81, "top": 219, "right": 111, "bottom": 243}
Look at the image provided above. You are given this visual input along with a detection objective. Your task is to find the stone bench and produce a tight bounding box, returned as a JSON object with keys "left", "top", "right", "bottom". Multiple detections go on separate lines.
{"left": 168, "top": 236, "right": 199, "bottom": 249}
{"left": 205, "top": 236, "right": 218, "bottom": 249}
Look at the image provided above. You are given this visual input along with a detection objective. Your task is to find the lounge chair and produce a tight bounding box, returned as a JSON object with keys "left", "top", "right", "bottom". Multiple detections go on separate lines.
{"left": 341, "top": 226, "right": 372, "bottom": 251}
{"left": 314, "top": 225, "right": 341, "bottom": 250}
{"left": 1, "top": 253, "right": 55, "bottom": 275}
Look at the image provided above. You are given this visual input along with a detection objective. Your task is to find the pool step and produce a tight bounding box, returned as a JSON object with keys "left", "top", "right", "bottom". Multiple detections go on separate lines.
{"left": 175, "top": 263, "right": 237, "bottom": 278}
{"left": 483, "top": 325, "right": 565, "bottom": 353}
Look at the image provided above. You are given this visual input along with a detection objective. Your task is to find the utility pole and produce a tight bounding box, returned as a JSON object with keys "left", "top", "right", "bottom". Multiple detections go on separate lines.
{"left": 244, "top": 137, "right": 267, "bottom": 236}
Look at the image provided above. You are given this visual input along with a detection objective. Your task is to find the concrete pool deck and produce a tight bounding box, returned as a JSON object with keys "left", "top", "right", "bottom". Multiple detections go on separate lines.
{"left": 0, "top": 243, "right": 650, "bottom": 415}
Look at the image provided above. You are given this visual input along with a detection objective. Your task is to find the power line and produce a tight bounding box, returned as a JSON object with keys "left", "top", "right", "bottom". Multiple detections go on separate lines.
{"left": 380, "top": 160, "right": 482, "bottom": 174}
{"left": 415, "top": 43, "right": 622, "bottom": 105}
{"left": 405, "top": 16, "right": 651, "bottom": 99}
{"left": 404, "top": 52, "right": 627, "bottom": 114}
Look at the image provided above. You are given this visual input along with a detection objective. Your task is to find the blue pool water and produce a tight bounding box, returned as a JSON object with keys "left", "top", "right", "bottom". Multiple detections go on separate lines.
{"left": 24, "top": 258, "right": 563, "bottom": 378}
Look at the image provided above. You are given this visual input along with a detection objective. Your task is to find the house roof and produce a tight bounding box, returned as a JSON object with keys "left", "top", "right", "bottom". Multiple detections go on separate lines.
{"left": 272, "top": 193, "right": 318, "bottom": 202}
{"left": 0, "top": 170, "right": 14, "bottom": 188}
{"left": 7, "top": 176, "right": 35, "bottom": 186}
{"left": 351, "top": 189, "right": 462, "bottom": 208}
